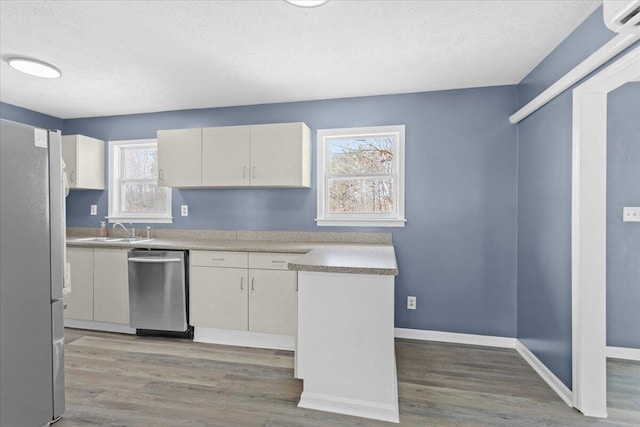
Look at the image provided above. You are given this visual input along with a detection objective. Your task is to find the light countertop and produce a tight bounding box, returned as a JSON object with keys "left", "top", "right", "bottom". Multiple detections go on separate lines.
{"left": 287, "top": 245, "right": 398, "bottom": 276}
{"left": 66, "top": 236, "right": 399, "bottom": 276}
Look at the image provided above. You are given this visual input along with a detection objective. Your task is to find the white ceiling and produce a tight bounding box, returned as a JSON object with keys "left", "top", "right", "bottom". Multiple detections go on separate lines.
{"left": 0, "top": 0, "right": 601, "bottom": 119}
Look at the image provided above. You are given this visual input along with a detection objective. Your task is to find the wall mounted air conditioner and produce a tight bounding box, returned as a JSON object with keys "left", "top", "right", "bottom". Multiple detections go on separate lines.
{"left": 603, "top": 0, "right": 640, "bottom": 32}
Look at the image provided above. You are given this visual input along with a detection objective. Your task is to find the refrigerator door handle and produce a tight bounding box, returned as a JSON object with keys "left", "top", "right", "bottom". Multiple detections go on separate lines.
{"left": 48, "top": 130, "right": 65, "bottom": 301}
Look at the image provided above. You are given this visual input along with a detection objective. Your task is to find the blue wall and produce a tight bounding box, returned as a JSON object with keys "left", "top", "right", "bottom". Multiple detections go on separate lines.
{"left": 63, "top": 86, "right": 519, "bottom": 337}
{"left": 607, "top": 82, "right": 640, "bottom": 349}
{"left": 0, "top": 102, "right": 64, "bottom": 131}
{"left": 516, "top": 5, "right": 637, "bottom": 389}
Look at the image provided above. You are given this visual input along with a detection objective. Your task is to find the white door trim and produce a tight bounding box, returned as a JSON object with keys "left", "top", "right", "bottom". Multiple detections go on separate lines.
{"left": 571, "top": 45, "right": 640, "bottom": 418}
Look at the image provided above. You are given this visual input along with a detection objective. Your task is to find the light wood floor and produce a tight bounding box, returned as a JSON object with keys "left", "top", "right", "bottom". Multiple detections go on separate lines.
{"left": 57, "top": 329, "right": 639, "bottom": 426}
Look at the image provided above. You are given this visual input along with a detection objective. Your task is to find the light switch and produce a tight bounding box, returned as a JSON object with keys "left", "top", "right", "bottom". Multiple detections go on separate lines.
{"left": 181, "top": 205, "right": 188, "bottom": 216}
{"left": 623, "top": 207, "right": 640, "bottom": 222}
{"left": 90, "top": 205, "right": 97, "bottom": 215}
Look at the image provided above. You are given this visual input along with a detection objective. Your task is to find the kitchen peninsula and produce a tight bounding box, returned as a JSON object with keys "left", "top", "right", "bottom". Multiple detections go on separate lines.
{"left": 290, "top": 246, "right": 399, "bottom": 423}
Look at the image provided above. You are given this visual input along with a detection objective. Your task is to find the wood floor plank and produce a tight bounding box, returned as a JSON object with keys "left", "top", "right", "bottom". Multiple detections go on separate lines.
{"left": 68, "top": 335, "right": 294, "bottom": 369}
{"left": 55, "top": 329, "right": 640, "bottom": 426}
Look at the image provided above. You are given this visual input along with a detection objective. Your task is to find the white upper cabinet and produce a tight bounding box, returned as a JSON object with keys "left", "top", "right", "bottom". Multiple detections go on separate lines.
{"left": 157, "top": 122, "right": 311, "bottom": 188}
{"left": 202, "top": 125, "right": 251, "bottom": 187}
{"left": 157, "top": 128, "right": 202, "bottom": 188}
{"left": 62, "top": 135, "right": 105, "bottom": 190}
{"left": 250, "top": 123, "right": 311, "bottom": 188}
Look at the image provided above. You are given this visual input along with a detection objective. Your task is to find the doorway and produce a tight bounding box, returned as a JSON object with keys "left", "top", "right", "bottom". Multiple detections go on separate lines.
{"left": 571, "top": 45, "right": 640, "bottom": 417}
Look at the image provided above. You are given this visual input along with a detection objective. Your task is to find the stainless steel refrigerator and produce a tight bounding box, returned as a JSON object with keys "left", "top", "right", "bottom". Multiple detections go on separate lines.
{"left": 0, "top": 119, "right": 66, "bottom": 426}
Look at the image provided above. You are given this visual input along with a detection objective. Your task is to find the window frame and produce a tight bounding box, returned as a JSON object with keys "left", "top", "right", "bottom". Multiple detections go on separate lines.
{"left": 108, "top": 138, "right": 173, "bottom": 224}
{"left": 316, "top": 125, "right": 406, "bottom": 227}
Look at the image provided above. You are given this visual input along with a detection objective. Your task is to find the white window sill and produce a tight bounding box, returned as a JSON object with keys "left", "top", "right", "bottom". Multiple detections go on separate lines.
{"left": 315, "top": 218, "right": 406, "bottom": 228}
{"left": 107, "top": 217, "right": 174, "bottom": 224}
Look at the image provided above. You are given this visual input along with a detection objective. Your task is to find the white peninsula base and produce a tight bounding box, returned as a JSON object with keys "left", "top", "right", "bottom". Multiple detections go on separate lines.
{"left": 296, "top": 271, "right": 399, "bottom": 423}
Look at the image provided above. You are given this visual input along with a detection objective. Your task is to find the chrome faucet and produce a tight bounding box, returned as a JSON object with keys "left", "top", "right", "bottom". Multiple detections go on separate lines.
{"left": 112, "top": 222, "right": 136, "bottom": 238}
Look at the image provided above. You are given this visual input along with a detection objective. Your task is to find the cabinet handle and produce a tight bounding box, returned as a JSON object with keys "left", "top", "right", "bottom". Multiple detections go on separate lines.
{"left": 69, "top": 171, "right": 75, "bottom": 182}
{"left": 240, "top": 277, "right": 244, "bottom": 290}
{"left": 243, "top": 166, "right": 247, "bottom": 179}
{"left": 158, "top": 169, "right": 164, "bottom": 181}
{"left": 211, "top": 258, "right": 225, "bottom": 261}
{"left": 252, "top": 166, "right": 256, "bottom": 179}
{"left": 272, "top": 260, "right": 286, "bottom": 265}
{"left": 251, "top": 277, "right": 255, "bottom": 291}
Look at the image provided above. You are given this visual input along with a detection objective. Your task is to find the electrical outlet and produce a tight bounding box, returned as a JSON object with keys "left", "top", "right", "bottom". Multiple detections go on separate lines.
{"left": 407, "top": 296, "right": 416, "bottom": 310}
{"left": 90, "top": 205, "right": 97, "bottom": 215}
{"left": 181, "top": 205, "right": 189, "bottom": 216}
{"left": 623, "top": 207, "right": 640, "bottom": 222}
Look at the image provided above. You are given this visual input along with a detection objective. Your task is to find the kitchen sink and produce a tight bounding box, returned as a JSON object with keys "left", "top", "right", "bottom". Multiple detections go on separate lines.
{"left": 73, "top": 237, "right": 154, "bottom": 243}
{"left": 123, "top": 238, "right": 154, "bottom": 243}
{"left": 75, "top": 237, "right": 125, "bottom": 242}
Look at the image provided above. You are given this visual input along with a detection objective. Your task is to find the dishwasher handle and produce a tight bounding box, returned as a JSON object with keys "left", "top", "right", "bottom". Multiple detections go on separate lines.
{"left": 128, "top": 257, "right": 182, "bottom": 263}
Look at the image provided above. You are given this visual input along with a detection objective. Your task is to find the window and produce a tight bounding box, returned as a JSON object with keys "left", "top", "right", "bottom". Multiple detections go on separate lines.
{"left": 316, "top": 125, "right": 405, "bottom": 227}
{"left": 108, "top": 139, "right": 172, "bottom": 223}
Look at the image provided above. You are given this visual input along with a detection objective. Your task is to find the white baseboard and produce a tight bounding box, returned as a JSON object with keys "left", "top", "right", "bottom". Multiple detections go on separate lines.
{"left": 194, "top": 327, "right": 295, "bottom": 351}
{"left": 606, "top": 346, "right": 640, "bottom": 361}
{"left": 298, "top": 391, "right": 399, "bottom": 424}
{"left": 64, "top": 319, "right": 136, "bottom": 334}
{"left": 515, "top": 340, "right": 573, "bottom": 407}
{"left": 394, "top": 328, "right": 517, "bottom": 349}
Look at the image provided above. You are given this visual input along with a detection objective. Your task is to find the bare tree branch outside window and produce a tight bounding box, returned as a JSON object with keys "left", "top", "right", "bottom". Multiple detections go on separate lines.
{"left": 327, "top": 137, "right": 395, "bottom": 214}
{"left": 120, "top": 145, "right": 169, "bottom": 214}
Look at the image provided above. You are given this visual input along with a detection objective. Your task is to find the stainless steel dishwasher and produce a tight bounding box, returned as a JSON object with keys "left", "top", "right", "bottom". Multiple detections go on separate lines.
{"left": 127, "top": 249, "right": 191, "bottom": 338}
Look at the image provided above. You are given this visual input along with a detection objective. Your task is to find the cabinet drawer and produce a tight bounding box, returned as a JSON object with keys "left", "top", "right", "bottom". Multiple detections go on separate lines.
{"left": 191, "top": 251, "right": 248, "bottom": 268}
{"left": 248, "top": 252, "right": 301, "bottom": 270}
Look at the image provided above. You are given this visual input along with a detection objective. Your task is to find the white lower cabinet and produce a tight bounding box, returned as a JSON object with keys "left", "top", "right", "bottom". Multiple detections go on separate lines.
{"left": 248, "top": 269, "right": 297, "bottom": 336}
{"left": 93, "top": 249, "right": 130, "bottom": 324}
{"left": 189, "top": 251, "right": 298, "bottom": 340}
{"left": 65, "top": 248, "right": 94, "bottom": 321}
{"left": 64, "top": 247, "right": 130, "bottom": 326}
{"left": 190, "top": 266, "right": 248, "bottom": 330}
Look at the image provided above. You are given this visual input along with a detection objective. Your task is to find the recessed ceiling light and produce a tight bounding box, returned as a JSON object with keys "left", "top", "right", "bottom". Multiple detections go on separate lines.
{"left": 7, "top": 57, "right": 61, "bottom": 79}
{"left": 285, "top": 0, "right": 330, "bottom": 8}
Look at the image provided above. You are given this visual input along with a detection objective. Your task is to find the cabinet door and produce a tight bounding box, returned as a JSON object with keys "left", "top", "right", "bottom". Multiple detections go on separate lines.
{"left": 93, "top": 248, "right": 130, "bottom": 324}
{"left": 61, "top": 136, "right": 78, "bottom": 189}
{"left": 157, "top": 128, "right": 202, "bottom": 187}
{"left": 250, "top": 123, "right": 311, "bottom": 187}
{"left": 202, "top": 126, "right": 251, "bottom": 186}
{"left": 190, "top": 266, "right": 248, "bottom": 331}
{"left": 64, "top": 248, "right": 94, "bottom": 321}
{"left": 62, "top": 135, "right": 104, "bottom": 190}
{"left": 249, "top": 269, "right": 297, "bottom": 336}
{"left": 76, "top": 135, "right": 104, "bottom": 190}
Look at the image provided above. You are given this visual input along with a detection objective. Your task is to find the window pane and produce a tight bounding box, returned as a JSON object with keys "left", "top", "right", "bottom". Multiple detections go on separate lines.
{"left": 328, "top": 137, "right": 394, "bottom": 175}
{"left": 122, "top": 183, "right": 168, "bottom": 213}
{"left": 122, "top": 147, "right": 157, "bottom": 179}
{"left": 328, "top": 178, "right": 394, "bottom": 213}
